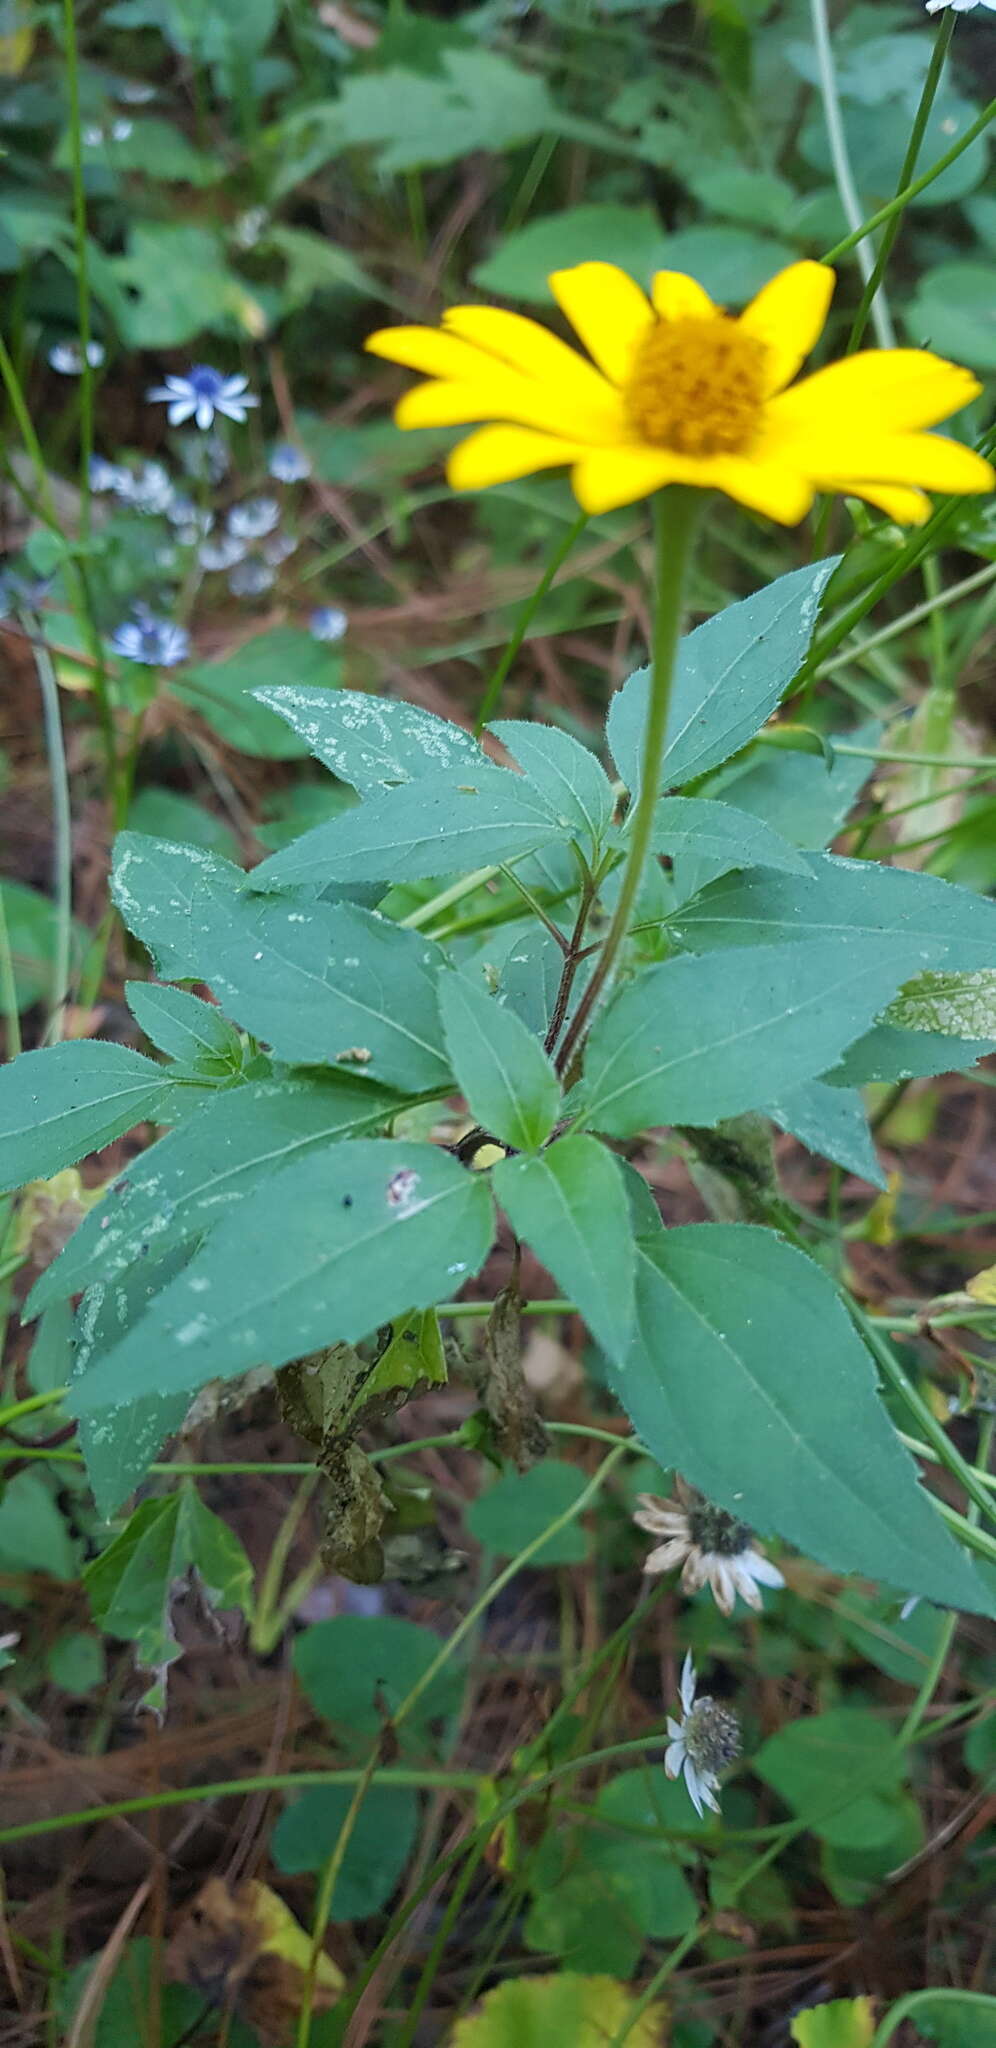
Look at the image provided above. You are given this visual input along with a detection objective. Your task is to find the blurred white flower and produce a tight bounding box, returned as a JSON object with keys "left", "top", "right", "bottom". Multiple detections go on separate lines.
{"left": 227, "top": 496, "right": 281, "bottom": 540}
{"left": 233, "top": 206, "right": 269, "bottom": 250}
{"left": 115, "top": 461, "right": 174, "bottom": 516}
{"left": 200, "top": 533, "right": 247, "bottom": 573}
{"left": 229, "top": 557, "right": 276, "bottom": 597}
{"left": 665, "top": 1653, "right": 741, "bottom": 1818}
{"left": 148, "top": 366, "right": 258, "bottom": 431}
{"left": 634, "top": 1478, "right": 784, "bottom": 1616}
{"left": 925, "top": 1, "right": 996, "bottom": 10}
{"left": 48, "top": 339, "right": 105, "bottom": 375}
{"left": 262, "top": 529, "right": 298, "bottom": 566}
{"left": 89, "top": 455, "right": 129, "bottom": 493}
{"left": 116, "top": 80, "right": 156, "bottom": 103}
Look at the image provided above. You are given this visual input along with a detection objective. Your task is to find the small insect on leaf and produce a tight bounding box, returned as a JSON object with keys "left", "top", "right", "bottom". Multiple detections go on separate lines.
{"left": 167, "top": 1877, "right": 345, "bottom": 2046}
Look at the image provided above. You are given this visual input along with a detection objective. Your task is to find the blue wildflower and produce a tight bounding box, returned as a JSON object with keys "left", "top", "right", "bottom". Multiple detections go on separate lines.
{"left": 268, "top": 442, "right": 312, "bottom": 483}
{"left": 147, "top": 365, "right": 258, "bottom": 431}
{"left": 200, "top": 533, "right": 247, "bottom": 574}
{"left": 114, "top": 461, "right": 174, "bottom": 516}
{"left": 262, "top": 530, "right": 298, "bottom": 567}
{"left": 89, "top": 455, "right": 129, "bottom": 494}
{"left": 109, "top": 610, "right": 190, "bottom": 667}
{"left": 309, "top": 605, "right": 348, "bottom": 643}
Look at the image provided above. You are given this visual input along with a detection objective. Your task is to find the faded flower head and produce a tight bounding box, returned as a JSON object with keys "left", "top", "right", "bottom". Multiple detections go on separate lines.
{"left": 665, "top": 1652, "right": 741, "bottom": 1818}
{"left": 48, "top": 339, "right": 105, "bottom": 375}
{"left": 228, "top": 556, "right": 275, "bottom": 597}
{"left": 109, "top": 609, "right": 190, "bottom": 667}
{"left": 227, "top": 495, "right": 281, "bottom": 540}
{"left": 634, "top": 1476, "right": 784, "bottom": 1616}
{"left": 199, "top": 532, "right": 247, "bottom": 574}
{"left": 262, "top": 529, "right": 298, "bottom": 567}
{"left": 309, "top": 604, "right": 348, "bottom": 643}
{"left": 114, "top": 460, "right": 175, "bottom": 517}
{"left": 268, "top": 441, "right": 312, "bottom": 483}
{"left": 147, "top": 366, "right": 258, "bottom": 431}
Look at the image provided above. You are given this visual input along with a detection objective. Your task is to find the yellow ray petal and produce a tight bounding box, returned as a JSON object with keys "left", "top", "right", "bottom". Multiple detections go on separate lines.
{"left": 770, "top": 349, "right": 982, "bottom": 432}
{"left": 443, "top": 304, "right": 618, "bottom": 416}
{"left": 738, "top": 261, "right": 835, "bottom": 396}
{"left": 788, "top": 431, "right": 995, "bottom": 496}
{"left": 448, "top": 424, "right": 587, "bottom": 491}
{"left": 365, "top": 324, "right": 490, "bottom": 381}
{"left": 570, "top": 445, "right": 685, "bottom": 513}
{"left": 846, "top": 483, "right": 932, "bottom": 525}
{"left": 549, "top": 261, "right": 654, "bottom": 385}
{"left": 395, "top": 373, "right": 619, "bottom": 442}
{"left": 705, "top": 456, "right": 815, "bottom": 526}
{"left": 651, "top": 271, "right": 716, "bottom": 323}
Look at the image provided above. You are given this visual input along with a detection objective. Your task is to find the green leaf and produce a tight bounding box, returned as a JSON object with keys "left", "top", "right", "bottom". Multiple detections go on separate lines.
{"left": 335, "top": 49, "right": 553, "bottom": 172}
{"left": 29, "top": 1076, "right": 401, "bottom": 1316}
{"left": 125, "top": 981, "right": 242, "bottom": 1066}
{"left": 756, "top": 1708, "right": 905, "bottom": 1849}
{"left": 0, "top": 1041, "right": 178, "bottom": 1195}
{"left": 490, "top": 720, "right": 616, "bottom": 848}
{"left": 492, "top": 1136, "right": 634, "bottom": 1367}
{"left": 253, "top": 685, "right": 484, "bottom": 793}
{"left": 467, "top": 1459, "right": 591, "bottom": 1564}
{"left": 294, "top": 1614, "right": 459, "bottom": 1735}
{"left": 907, "top": 262, "right": 996, "bottom": 372}
{"left": 47, "top": 1630, "right": 106, "bottom": 1695}
{"left": 791, "top": 1997, "right": 875, "bottom": 2047}
{"left": 127, "top": 784, "right": 239, "bottom": 858}
{"left": 472, "top": 202, "right": 668, "bottom": 303}
{"left": 68, "top": 1141, "right": 494, "bottom": 1416}
{"left": 0, "top": 878, "right": 89, "bottom": 1011}
{"left": 636, "top": 224, "right": 796, "bottom": 302}
{"left": 265, "top": 223, "right": 378, "bottom": 305}
{"left": 651, "top": 798, "right": 813, "bottom": 878}
{"left": 800, "top": 85, "right": 987, "bottom": 212}
{"left": 578, "top": 939, "right": 926, "bottom": 1139}
{"left": 763, "top": 1080, "right": 886, "bottom": 1187}
{"left": 209, "top": 898, "right": 451, "bottom": 1088}
{"left": 57, "top": 114, "right": 222, "bottom": 184}
{"left": 111, "top": 222, "right": 251, "bottom": 347}
{"left": 607, "top": 560, "right": 839, "bottom": 797}
{"left": 176, "top": 630, "right": 342, "bottom": 758}
{"left": 668, "top": 854, "right": 996, "bottom": 971}
{"left": 273, "top": 1783, "right": 418, "bottom": 1916}
{"left": 439, "top": 971, "right": 560, "bottom": 1152}
{"left": 883, "top": 968, "right": 996, "bottom": 1039}
{"left": 252, "top": 765, "right": 567, "bottom": 893}
{"left": 706, "top": 732, "right": 877, "bottom": 851}
{"left": 608, "top": 1223, "right": 992, "bottom": 1614}
{"left": 0, "top": 1470, "right": 77, "bottom": 1581}
{"left": 71, "top": 1245, "right": 202, "bottom": 1516}
{"left": 828, "top": 1023, "right": 994, "bottom": 1086}
{"left": 58, "top": 1938, "right": 225, "bottom": 2048}
{"left": 84, "top": 1484, "right": 254, "bottom": 1714}
{"left": 448, "top": 1972, "right": 668, "bottom": 2048}
{"left": 111, "top": 834, "right": 246, "bottom": 980}
{"left": 589, "top": 1768, "right": 698, "bottom": 1932}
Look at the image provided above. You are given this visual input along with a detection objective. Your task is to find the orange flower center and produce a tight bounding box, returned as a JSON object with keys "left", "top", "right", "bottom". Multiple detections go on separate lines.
{"left": 624, "top": 314, "right": 768, "bottom": 457}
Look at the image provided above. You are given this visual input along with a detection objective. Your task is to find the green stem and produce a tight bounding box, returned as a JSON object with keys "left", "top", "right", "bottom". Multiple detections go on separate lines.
{"left": 30, "top": 615, "right": 73, "bottom": 1044}
{"left": 61, "top": 0, "right": 94, "bottom": 545}
{"left": 856, "top": 1310, "right": 996, "bottom": 1527}
{"left": 821, "top": 562, "right": 996, "bottom": 676}
{"left": 296, "top": 1751, "right": 381, "bottom": 2048}
{"left": 473, "top": 509, "right": 589, "bottom": 735}
{"left": 872, "top": 1993, "right": 996, "bottom": 2048}
{"left": 0, "top": 889, "right": 22, "bottom": 1061}
{"left": 845, "top": 10, "right": 956, "bottom": 356}
{"left": 554, "top": 486, "right": 699, "bottom": 1074}
{"left": 809, "top": 0, "right": 892, "bottom": 346}
{"left": 820, "top": 96, "right": 996, "bottom": 265}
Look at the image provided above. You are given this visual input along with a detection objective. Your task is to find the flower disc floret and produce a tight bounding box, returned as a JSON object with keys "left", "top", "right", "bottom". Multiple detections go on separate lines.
{"left": 366, "top": 259, "right": 993, "bottom": 526}
{"left": 625, "top": 316, "right": 767, "bottom": 456}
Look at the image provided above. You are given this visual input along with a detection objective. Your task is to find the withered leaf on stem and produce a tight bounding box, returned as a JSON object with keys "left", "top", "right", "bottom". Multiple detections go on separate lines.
{"left": 483, "top": 1287, "right": 549, "bottom": 1471}
{"left": 167, "top": 1877, "right": 344, "bottom": 2048}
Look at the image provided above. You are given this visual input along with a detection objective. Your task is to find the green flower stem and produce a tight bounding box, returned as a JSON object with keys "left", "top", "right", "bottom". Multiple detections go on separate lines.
{"left": 846, "top": 9, "right": 957, "bottom": 357}
{"left": 820, "top": 96, "right": 996, "bottom": 266}
{"left": 297, "top": 1749, "right": 382, "bottom": 2048}
{"left": 0, "top": 890, "right": 22, "bottom": 1063}
{"left": 473, "top": 508, "right": 589, "bottom": 736}
{"left": 30, "top": 617, "right": 73, "bottom": 1045}
{"left": 62, "top": 0, "right": 94, "bottom": 544}
{"left": 856, "top": 1309, "right": 996, "bottom": 1528}
{"left": 554, "top": 485, "right": 699, "bottom": 1075}
{"left": 821, "top": 562, "right": 996, "bottom": 678}
{"left": 871, "top": 1992, "right": 996, "bottom": 2048}
{"left": 809, "top": 0, "right": 893, "bottom": 346}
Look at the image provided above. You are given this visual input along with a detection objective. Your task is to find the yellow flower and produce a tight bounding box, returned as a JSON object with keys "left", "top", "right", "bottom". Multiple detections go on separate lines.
{"left": 366, "top": 259, "right": 993, "bottom": 526}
